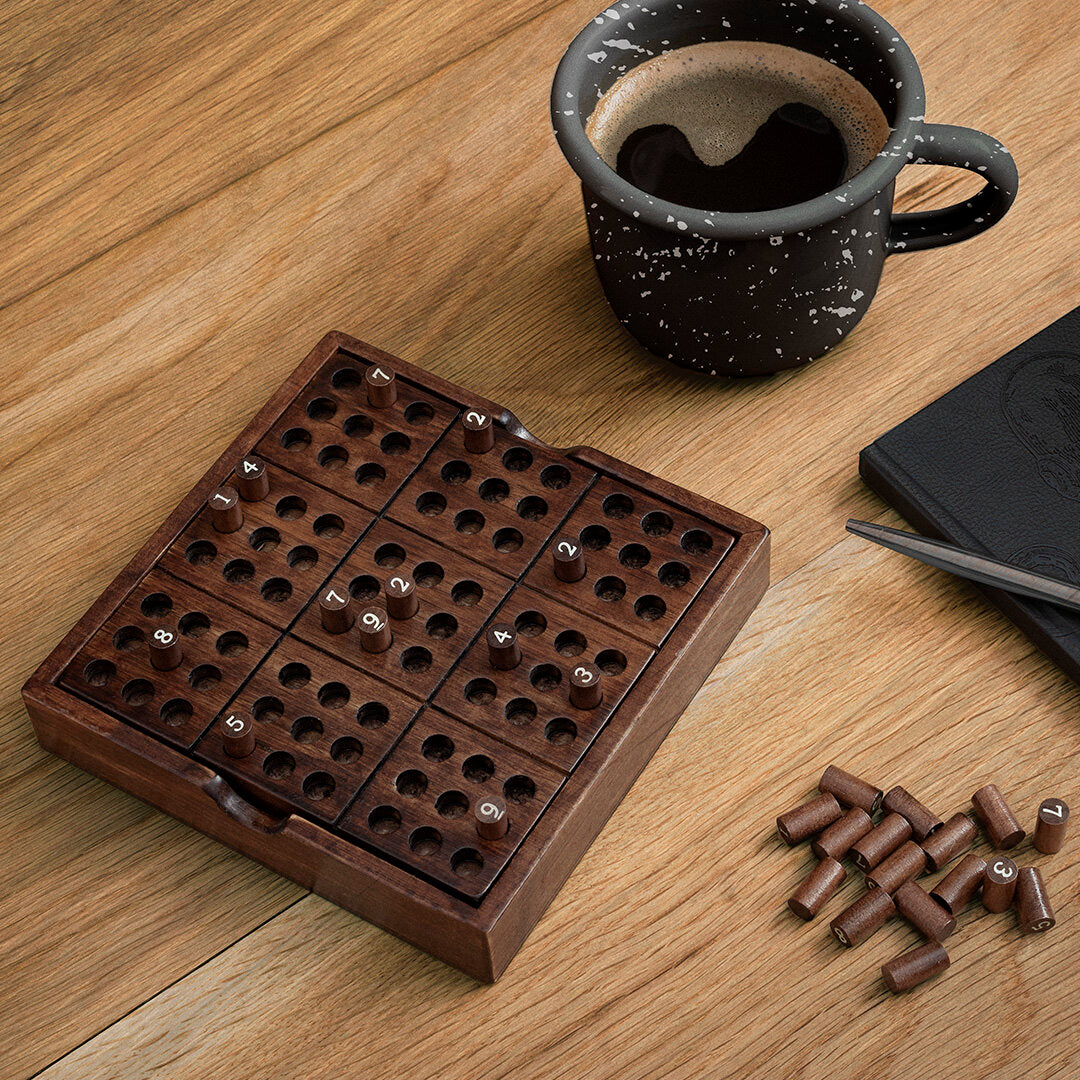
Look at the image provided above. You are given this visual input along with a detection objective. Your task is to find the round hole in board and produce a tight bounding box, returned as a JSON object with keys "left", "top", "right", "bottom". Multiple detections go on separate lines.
{"left": 504, "top": 775, "right": 537, "bottom": 803}
{"left": 619, "top": 543, "right": 651, "bottom": 570}
{"left": 540, "top": 464, "right": 572, "bottom": 490}
{"left": 278, "top": 662, "right": 311, "bottom": 689}
{"left": 280, "top": 427, "right": 312, "bottom": 452}
{"left": 160, "top": 698, "right": 193, "bottom": 727}
{"left": 355, "top": 462, "right": 386, "bottom": 488}
{"left": 381, "top": 432, "right": 411, "bottom": 456}
{"left": 317, "top": 445, "right": 348, "bottom": 470}
{"left": 317, "top": 682, "right": 350, "bottom": 709}
{"left": 188, "top": 664, "right": 221, "bottom": 692}
{"left": 349, "top": 574, "right": 380, "bottom": 601}
{"left": 516, "top": 495, "right": 548, "bottom": 522}
{"left": 579, "top": 524, "right": 611, "bottom": 551}
{"left": 595, "top": 649, "right": 628, "bottom": 675}
{"left": 313, "top": 514, "right": 344, "bottom": 539}
{"left": 286, "top": 545, "right": 319, "bottom": 571}
{"left": 331, "top": 366, "right": 363, "bottom": 389}
{"left": 357, "top": 701, "right": 390, "bottom": 728}
{"left": 505, "top": 697, "right": 537, "bottom": 727}
{"left": 368, "top": 805, "right": 402, "bottom": 834}
{"left": 223, "top": 558, "right": 256, "bottom": 584}
{"left": 441, "top": 459, "right": 472, "bottom": 485}
{"left": 514, "top": 610, "right": 547, "bottom": 637}
{"left": 502, "top": 447, "right": 533, "bottom": 472}
{"left": 395, "top": 769, "right": 428, "bottom": 798}
{"left": 263, "top": 751, "right": 295, "bottom": 779}
{"left": 409, "top": 826, "right": 442, "bottom": 855}
{"left": 425, "top": 612, "right": 458, "bottom": 639}
{"left": 462, "top": 754, "right": 495, "bottom": 783}
{"left": 451, "top": 848, "right": 485, "bottom": 878}
{"left": 179, "top": 611, "right": 210, "bottom": 637}
{"left": 634, "top": 594, "right": 667, "bottom": 622}
{"left": 215, "top": 631, "right": 249, "bottom": 657}
{"left": 112, "top": 625, "right": 145, "bottom": 652}
{"left": 642, "top": 510, "right": 674, "bottom": 537}
{"left": 140, "top": 592, "right": 172, "bottom": 618}
{"left": 260, "top": 577, "right": 293, "bottom": 604}
{"left": 275, "top": 495, "right": 307, "bottom": 520}
{"left": 491, "top": 528, "right": 523, "bottom": 554}
{"left": 330, "top": 736, "right": 363, "bottom": 764}
{"left": 374, "top": 542, "right": 406, "bottom": 568}
{"left": 602, "top": 492, "right": 634, "bottom": 519}
{"left": 478, "top": 477, "right": 510, "bottom": 503}
{"left": 658, "top": 561, "right": 690, "bottom": 588}
{"left": 185, "top": 539, "right": 218, "bottom": 566}
{"left": 404, "top": 401, "right": 435, "bottom": 426}
{"left": 415, "top": 490, "right": 447, "bottom": 517}
{"left": 545, "top": 717, "right": 577, "bottom": 746}
{"left": 594, "top": 576, "right": 627, "bottom": 602}
{"left": 529, "top": 664, "right": 562, "bottom": 692}
{"left": 303, "top": 772, "right": 336, "bottom": 801}
{"left": 251, "top": 695, "right": 284, "bottom": 723}
{"left": 290, "top": 715, "right": 324, "bottom": 743}
{"left": 121, "top": 678, "right": 155, "bottom": 706}
{"left": 83, "top": 659, "right": 116, "bottom": 687}
{"left": 681, "top": 528, "right": 714, "bottom": 556}
{"left": 422, "top": 733, "right": 455, "bottom": 761}
{"left": 464, "top": 678, "right": 496, "bottom": 705}
{"left": 435, "top": 791, "right": 469, "bottom": 819}
{"left": 248, "top": 527, "right": 281, "bottom": 553}
{"left": 400, "top": 646, "right": 433, "bottom": 673}
{"left": 414, "top": 561, "right": 444, "bottom": 588}
{"left": 553, "top": 629, "right": 587, "bottom": 657}
{"left": 306, "top": 397, "right": 337, "bottom": 421}
{"left": 454, "top": 508, "right": 485, "bottom": 535}
{"left": 343, "top": 413, "right": 374, "bottom": 439}
{"left": 450, "top": 580, "right": 483, "bottom": 606}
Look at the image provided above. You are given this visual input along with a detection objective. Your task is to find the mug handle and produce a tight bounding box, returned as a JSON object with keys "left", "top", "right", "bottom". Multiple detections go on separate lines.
{"left": 888, "top": 123, "right": 1018, "bottom": 254}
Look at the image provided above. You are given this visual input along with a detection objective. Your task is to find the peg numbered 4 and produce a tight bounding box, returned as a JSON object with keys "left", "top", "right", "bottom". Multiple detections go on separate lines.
{"left": 234, "top": 455, "right": 270, "bottom": 501}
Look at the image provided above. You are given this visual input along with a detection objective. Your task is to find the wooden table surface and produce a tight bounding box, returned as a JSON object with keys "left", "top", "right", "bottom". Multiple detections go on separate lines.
{"left": 4, "top": 1, "right": 1079, "bottom": 1077}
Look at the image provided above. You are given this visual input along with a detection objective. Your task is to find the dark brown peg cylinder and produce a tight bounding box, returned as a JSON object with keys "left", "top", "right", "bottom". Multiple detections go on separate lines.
{"left": 982, "top": 856, "right": 1019, "bottom": 913}
{"left": 553, "top": 536, "right": 587, "bottom": 582}
{"left": 866, "top": 840, "right": 927, "bottom": 893}
{"left": 462, "top": 408, "right": 495, "bottom": 453}
{"left": 569, "top": 663, "right": 603, "bottom": 710}
{"left": 850, "top": 813, "right": 912, "bottom": 872}
{"left": 475, "top": 795, "right": 510, "bottom": 841}
{"left": 971, "top": 783, "right": 1025, "bottom": 848}
{"left": 486, "top": 624, "right": 521, "bottom": 671}
{"left": 818, "top": 764, "right": 883, "bottom": 815}
{"left": 882, "top": 786, "right": 942, "bottom": 841}
{"left": 776, "top": 792, "right": 842, "bottom": 846}
{"left": 812, "top": 807, "right": 873, "bottom": 861}
{"left": 931, "top": 854, "right": 987, "bottom": 915}
{"left": 148, "top": 626, "right": 183, "bottom": 671}
{"left": 830, "top": 887, "right": 895, "bottom": 947}
{"left": 233, "top": 455, "right": 270, "bottom": 501}
{"left": 894, "top": 881, "right": 956, "bottom": 941}
{"left": 385, "top": 575, "right": 418, "bottom": 620}
{"left": 319, "top": 586, "right": 354, "bottom": 635}
{"left": 209, "top": 485, "right": 243, "bottom": 533}
{"left": 364, "top": 363, "right": 397, "bottom": 407}
{"left": 921, "top": 812, "right": 978, "bottom": 872}
{"left": 1016, "top": 866, "right": 1055, "bottom": 932}
{"left": 788, "top": 857, "right": 846, "bottom": 920}
{"left": 1034, "top": 798, "right": 1069, "bottom": 855}
{"left": 881, "top": 942, "right": 950, "bottom": 994}
{"left": 221, "top": 713, "right": 256, "bottom": 758}
{"left": 358, "top": 606, "right": 393, "bottom": 653}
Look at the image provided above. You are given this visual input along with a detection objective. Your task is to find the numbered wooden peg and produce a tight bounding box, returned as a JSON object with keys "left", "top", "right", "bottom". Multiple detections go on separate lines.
{"left": 221, "top": 713, "right": 256, "bottom": 758}
{"left": 1034, "top": 797, "right": 1069, "bottom": 854}
{"left": 475, "top": 795, "right": 510, "bottom": 841}
{"left": 982, "top": 855, "right": 1018, "bottom": 913}
{"left": 553, "top": 536, "right": 586, "bottom": 582}
{"left": 385, "top": 574, "right": 419, "bottom": 620}
{"left": 1016, "top": 866, "right": 1055, "bottom": 932}
{"left": 233, "top": 455, "right": 270, "bottom": 501}
{"left": 462, "top": 408, "right": 495, "bottom": 453}
{"left": 319, "top": 586, "right": 354, "bottom": 635}
{"left": 830, "top": 887, "right": 895, "bottom": 947}
{"left": 364, "top": 364, "right": 397, "bottom": 408}
{"left": 209, "top": 485, "right": 243, "bottom": 533}
{"left": 358, "top": 605, "right": 393, "bottom": 653}
{"left": 148, "top": 626, "right": 183, "bottom": 671}
{"left": 486, "top": 623, "right": 521, "bottom": 670}
{"left": 569, "top": 662, "right": 602, "bottom": 709}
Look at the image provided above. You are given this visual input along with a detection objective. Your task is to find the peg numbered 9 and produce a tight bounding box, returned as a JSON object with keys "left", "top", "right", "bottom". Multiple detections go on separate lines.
{"left": 359, "top": 606, "right": 393, "bottom": 653}
{"left": 475, "top": 795, "right": 510, "bottom": 840}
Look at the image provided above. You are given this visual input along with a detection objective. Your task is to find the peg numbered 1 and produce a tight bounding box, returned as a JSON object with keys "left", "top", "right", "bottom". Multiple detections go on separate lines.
{"left": 209, "top": 485, "right": 243, "bottom": 533}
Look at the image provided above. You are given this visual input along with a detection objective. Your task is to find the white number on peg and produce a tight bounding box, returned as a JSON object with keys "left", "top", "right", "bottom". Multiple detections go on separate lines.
{"left": 363, "top": 612, "right": 384, "bottom": 630}
{"left": 992, "top": 860, "right": 1016, "bottom": 880}
{"left": 243, "top": 459, "right": 259, "bottom": 473}
{"left": 574, "top": 666, "right": 594, "bottom": 684}
{"left": 558, "top": 541, "right": 578, "bottom": 557}
{"left": 1032, "top": 918, "right": 1053, "bottom": 931}
{"left": 493, "top": 629, "right": 513, "bottom": 644}
{"left": 224, "top": 714, "right": 244, "bottom": 732}
{"left": 479, "top": 800, "right": 503, "bottom": 820}
{"left": 370, "top": 366, "right": 389, "bottom": 382}
{"left": 325, "top": 589, "right": 345, "bottom": 604}
{"left": 212, "top": 493, "right": 230, "bottom": 504}
{"left": 389, "top": 576, "right": 409, "bottom": 592}
{"left": 153, "top": 629, "right": 175, "bottom": 645}
{"left": 833, "top": 927, "right": 848, "bottom": 945}
{"left": 465, "top": 410, "right": 487, "bottom": 426}
{"left": 1044, "top": 803, "right": 1065, "bottom": 819}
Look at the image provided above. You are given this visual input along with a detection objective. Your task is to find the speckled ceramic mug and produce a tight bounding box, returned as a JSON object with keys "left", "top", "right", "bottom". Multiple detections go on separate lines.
{"left": 551, "top": 0, "right": 1018, "bottom": 376}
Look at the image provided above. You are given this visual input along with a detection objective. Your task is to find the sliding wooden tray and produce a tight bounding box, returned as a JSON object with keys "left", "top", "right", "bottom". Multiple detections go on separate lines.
{"left": 22, "top": 331, "right": 769, "bottom": 981}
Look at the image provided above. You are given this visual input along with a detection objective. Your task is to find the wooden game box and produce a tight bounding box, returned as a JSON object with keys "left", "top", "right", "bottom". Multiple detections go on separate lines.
{"left": 22, "top": 331, "right": 769, "bottom": 982}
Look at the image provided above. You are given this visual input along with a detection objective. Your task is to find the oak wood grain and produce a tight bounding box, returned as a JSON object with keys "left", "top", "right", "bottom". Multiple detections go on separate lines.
{"left": 3, "top": 0, "right": 1080, "bottom": 1075}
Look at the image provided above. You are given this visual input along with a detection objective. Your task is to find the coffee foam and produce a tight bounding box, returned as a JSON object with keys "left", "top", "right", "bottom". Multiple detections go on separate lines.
{"left": 585, "top": 41, "right": 890, "bottom": 184}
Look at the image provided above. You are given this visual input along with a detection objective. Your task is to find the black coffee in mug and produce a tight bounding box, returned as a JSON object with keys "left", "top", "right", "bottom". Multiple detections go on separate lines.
{"left": 585, "top": 42, "right": 891, "bottom": 213}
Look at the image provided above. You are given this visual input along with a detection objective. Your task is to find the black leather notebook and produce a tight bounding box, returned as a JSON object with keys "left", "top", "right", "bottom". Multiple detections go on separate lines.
{"left": 860, "top": 305, "right": 1080, "bottom": 683}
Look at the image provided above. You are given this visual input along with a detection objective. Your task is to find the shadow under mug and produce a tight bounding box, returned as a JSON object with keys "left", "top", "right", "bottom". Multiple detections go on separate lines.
{"left": 551, "top": 0, "right": 1018, "bottom": 376}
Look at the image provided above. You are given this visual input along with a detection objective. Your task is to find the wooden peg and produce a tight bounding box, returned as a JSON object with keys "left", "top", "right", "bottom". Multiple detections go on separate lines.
{"left": 475, "top": 795, "right": 509, "bottom": 840}
{"left": 569, "top": 662, "right": 602, "bottom": 709}
{"left": 462, "top": 408, "right": 495, "bottom": 453}
{"left": 209, "top": 485, "right": 243, "bottom": 533}
{"left": 385, "top": 574, "right": 419, "bottom": 620}
{"left": 234, "top": 455, "right": 270, "bottom": 501}
{"left": 222, "top": 713, "right": 256, "bottom": 758}
{"left": 148, "top": 626, "right": 183, "bottom": 671}
{"left": 553, "top": 536, "right": 586, "bottom": 582}
{"left": 319, "top": 585, "right": 354, "bottom": 635}
{"left": 486, "top": 623, "right": 521, "bottom": 670}
{"left": 364, "top": 364, "right": 397, "bottom": 408}
{"left": 358, "top": 606, "right": 393, "bottom": 653}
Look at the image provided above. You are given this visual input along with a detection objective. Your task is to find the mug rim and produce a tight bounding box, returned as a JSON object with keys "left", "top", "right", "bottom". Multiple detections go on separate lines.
{"left": 551, "top": 0, "right": 926, "bottom": 239}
